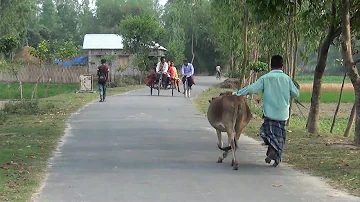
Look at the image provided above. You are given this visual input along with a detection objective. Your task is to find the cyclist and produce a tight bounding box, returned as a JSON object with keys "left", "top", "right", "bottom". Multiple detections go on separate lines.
{"left": 181, "top": 59, "right": 195, "bottom": 91}
{"left": 216, "top": 64, "right": 221, "bottom": 78}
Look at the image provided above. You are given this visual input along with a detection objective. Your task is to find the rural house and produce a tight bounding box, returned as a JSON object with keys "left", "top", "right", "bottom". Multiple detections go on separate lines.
{"left": 82, "top": 34, "right": 167, "bottom": 81}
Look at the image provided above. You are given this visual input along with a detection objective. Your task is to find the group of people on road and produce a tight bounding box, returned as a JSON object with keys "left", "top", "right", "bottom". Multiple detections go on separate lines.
{"left": 145, "top": 57, "right": 195, "bottom": 94}
{"left": 95, "top": 57, "right": 196, "bottom": 102}
{"left": 96, "top": 54, "right": 300, "bottom": 168}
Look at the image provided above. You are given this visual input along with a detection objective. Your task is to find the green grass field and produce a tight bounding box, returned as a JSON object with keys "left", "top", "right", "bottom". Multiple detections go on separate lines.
{"left": 298, "top": 92, "right": 354, "bottom": 103}
{"left": 0, "top": 83, "right": 79, "bottom": 100}
{"left": 296, "top": 75, "right": 351, "bottom": 83}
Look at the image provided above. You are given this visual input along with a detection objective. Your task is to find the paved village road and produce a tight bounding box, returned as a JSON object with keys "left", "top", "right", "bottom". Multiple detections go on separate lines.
{"left": 34, "top": 76, "right": 359, "bottom": 202}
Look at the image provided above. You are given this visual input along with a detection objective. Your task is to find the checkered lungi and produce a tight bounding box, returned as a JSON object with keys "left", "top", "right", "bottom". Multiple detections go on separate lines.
{"left": 260, "top": 117, "right": 287, "bottom": 164}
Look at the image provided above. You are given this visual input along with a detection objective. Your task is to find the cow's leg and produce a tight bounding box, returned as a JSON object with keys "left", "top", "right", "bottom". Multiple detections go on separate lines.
{"left": 225, "top": 125, "right": 238, "bottom": 170}
{"left": 234, "top": 122, "right": 244, "bottom": 150}
{"left": 216, "top": 129, "right": 228, "bottom": 163}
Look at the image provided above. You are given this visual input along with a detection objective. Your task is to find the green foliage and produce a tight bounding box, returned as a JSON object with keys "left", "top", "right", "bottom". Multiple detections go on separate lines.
{"left": 0, "top": 60, "right": 23, "bottom": 79}
{"left": 165, "top": 40, "right": 185, "bottom": 66}
{"left": 57, "top": 41, "right": 81, "bottom": 61}
{"left": 226, "top": 70, "right": 242, "bottom": 78}
{"left": 249, "top": 61, "right": 268, "bottom": 72}
{"left": 0, "top": 111, "right": 7, "bottom": 123}
{"left": 120, "top": 14, "right": 163, "bottom": 72}
{"left": 0, "top": 35, "right": 20, "bottom": 56}
{"left": 101, "top": 55, "right": 117, "bottom": 65}
{"left": 0, "top": 0, "right": 36, "bottom": 36}
{"left": 120, "top": 14, "right": 162, "bottom": 54}
{"left": 28, "top": 40, "right": 53, "bottom": 65}
{"left": 96, "top": 0, "right": 157, "bottom": 33}
{"left": 163, "top": 0, "right": 218, "bottom": 72}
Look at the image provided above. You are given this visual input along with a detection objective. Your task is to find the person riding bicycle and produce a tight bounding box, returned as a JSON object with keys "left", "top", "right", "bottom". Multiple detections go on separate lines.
{"left": 156, "top": 57, "right": 170, "bottom": 88}
{"left": 181, "top": 59, "right": 195, "bottom": 91}
{"left": 216, "top": 64, "right": 221, "bottom": 78}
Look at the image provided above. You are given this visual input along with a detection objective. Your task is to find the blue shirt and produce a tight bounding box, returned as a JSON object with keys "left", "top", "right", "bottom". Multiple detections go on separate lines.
{"left": 181, "top": 63, "right": 194, "bottom": 76}
{"left": 232, "top": 70, "right": 300, "bottom": 121}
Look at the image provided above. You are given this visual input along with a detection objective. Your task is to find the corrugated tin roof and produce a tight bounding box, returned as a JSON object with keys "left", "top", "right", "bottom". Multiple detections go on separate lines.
{"left": 82, "top": 34, "right": 167, "bottom": 51}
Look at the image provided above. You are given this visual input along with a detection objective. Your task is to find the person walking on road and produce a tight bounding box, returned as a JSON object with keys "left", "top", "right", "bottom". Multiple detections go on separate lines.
{"left": 232, "top": 55, "right": 300, "bottom": 167}
{"left": 97, "top": 58, "right": 110, "bottom": 102}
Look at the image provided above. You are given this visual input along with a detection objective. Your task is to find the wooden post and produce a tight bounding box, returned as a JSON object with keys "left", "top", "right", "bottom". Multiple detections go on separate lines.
{"left": 19, "top": 81, "right": 23, "bottom": 100}
{"left": 330, "top": 72, "right": 347, "bottom": 133}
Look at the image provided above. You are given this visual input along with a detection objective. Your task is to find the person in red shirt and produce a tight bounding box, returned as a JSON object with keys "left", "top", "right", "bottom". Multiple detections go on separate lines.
{"left": 97, "top": 59, "right": 110, "bottom": 102}
{"left": 145, "top": 63, "right": 157, "bottom": 87}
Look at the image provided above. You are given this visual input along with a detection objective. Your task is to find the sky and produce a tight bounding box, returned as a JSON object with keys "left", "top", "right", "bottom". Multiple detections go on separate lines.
{"left": 159, "top": 0, "right": 168, "bottom": 6}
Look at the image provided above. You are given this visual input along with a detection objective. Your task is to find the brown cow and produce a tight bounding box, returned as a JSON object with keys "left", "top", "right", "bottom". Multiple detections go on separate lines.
{"left": 207, "top": 93, "right": 253, "bottom": 170}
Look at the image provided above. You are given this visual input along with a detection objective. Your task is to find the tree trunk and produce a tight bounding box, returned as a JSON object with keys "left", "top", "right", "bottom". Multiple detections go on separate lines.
{"left": 344, "top": 103, "right": 355, "bottom": 137}
{"left": 191, "top": 33, "right": 195, "bottom": 64}
{"left": 306, "top": 0, "right": 338, "bottom": 133}
{"left": 239, "top": 8, "right": 248, "bottom": 89}
{"left": 31, "top": 76, "right": 41, "bottom": 99}
{"left": 268, "top": 51, "right": 271, "bottom": 72}
{"left": 288, "top": 27, "right": 298, "bottom": 126}
{"left": 340, "top": 0, "right": 360, "bottom": 144}
{"left": 45, "top": 78, "right": 51, "bottom": 98}
{"left": 330, "top": 72, "right": 347, "bottom": 133}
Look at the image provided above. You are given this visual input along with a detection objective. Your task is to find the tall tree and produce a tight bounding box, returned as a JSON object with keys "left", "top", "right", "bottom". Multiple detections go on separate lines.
{"left": 119, "top": 14, "right": 163, "bottom": 83}
{"left": 0, "top": 0, "right": 36, "bottom": 46}
{"left": 339, "top": 0, "right": 360, "bottom": 144}
{"left": 39, "top": 0, "right": 58, "bottom": 31}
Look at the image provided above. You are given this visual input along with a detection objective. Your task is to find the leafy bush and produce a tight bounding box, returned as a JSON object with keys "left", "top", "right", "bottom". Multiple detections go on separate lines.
{"left": 109, "top": 75, "right": 140, "bottom": 87}
{"left": 249, "top": 61, "right": 268, "bottom": 73}
{"left": 40, "top": 102, "right": 57, "bottom": 114}
{"left": 0, "top": 111, "right": 7, "bottom": 123}
{"left": 226, "top": 70, "right": 242, "bottom": 78}
{"left": 3, "top": 99, "right": 40, "bottom": 115}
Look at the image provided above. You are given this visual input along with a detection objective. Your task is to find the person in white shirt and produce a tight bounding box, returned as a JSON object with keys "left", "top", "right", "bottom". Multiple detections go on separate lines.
{"left": 181, "top": 59, "right": 195, "bottom": 90}
{"left": 216, "top": 64, "right": 221, "bottom": 77}
{"left": 156, "top": 57, "right": 170, "bottom": 88}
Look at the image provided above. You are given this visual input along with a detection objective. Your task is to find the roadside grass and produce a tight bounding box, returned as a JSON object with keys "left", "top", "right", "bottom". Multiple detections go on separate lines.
{"left": 0, "top": 85, "right": 144, "bottom": 202}
{"left": 192, "top": 87, "right": 360, "bottom": 196}
{"left": 0, "top": 83, "right": 78, "bottom": 100}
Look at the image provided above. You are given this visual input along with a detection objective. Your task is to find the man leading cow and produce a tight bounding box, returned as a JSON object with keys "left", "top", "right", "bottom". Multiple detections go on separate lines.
{"left": 232, "top": 55, "right": 300, "bottom": 167}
